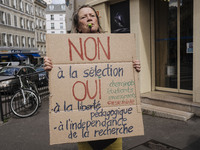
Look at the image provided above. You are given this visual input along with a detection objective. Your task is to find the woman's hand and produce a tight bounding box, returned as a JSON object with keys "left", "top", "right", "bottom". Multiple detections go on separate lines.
{"left": 44, "top": 57, "right": 53, "bottom": 71}
{"left": 133, "top": 60, "right": 141, "bottom": 72}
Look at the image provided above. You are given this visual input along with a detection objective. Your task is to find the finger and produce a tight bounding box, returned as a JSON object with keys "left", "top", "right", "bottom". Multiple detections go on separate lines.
{"left": 134, "top": 64, "right": 141, "bottom": 68}
{"left": 44, "top": 57, "right": 52, "bottom": 63}
{"left": 136, "top": 69, "right": 141, "bottom": 72}
{"left": 135, "top": 67, "right": 141, "bottom": 72}
{"left": 44, "top": 58, "right": 52, "bottom": 65}
{"left": 44, "top": 65, "right": 53, "bottom": 71}
{"left": 133, "top": 60, "right": 140, "bottom": 65}
{"left": 44, "top": 59, "right": 53, "bottom": 71}
{"left": 44, "top": 61, "right": 52, "bottom": 66}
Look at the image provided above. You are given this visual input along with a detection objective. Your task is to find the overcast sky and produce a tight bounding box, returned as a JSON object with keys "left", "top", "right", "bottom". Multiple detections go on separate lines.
{"left": 52, "top": 0, "right": 65, "bottom": 4}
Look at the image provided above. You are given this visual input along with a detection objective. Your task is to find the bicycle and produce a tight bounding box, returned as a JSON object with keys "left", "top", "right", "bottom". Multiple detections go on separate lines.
{"left": 10, "top": 74, "right": 41, "bottom": 118}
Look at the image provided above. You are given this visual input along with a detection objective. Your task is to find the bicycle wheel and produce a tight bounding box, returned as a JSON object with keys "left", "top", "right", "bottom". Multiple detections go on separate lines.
{"left": 29, "top": 83, "right": 42, "bottom": 106}
{"left": 10, "top": 89, "right": 39, "bottom": 118}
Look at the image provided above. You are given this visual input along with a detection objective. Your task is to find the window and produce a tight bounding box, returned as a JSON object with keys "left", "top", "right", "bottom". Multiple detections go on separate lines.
{"left": 0, "top": 0, "right": 5, "bottom": 4}
{"left": 51, "top": 31, "right": 55, "bottom": 33}
{"left": 0, "top": 11, "right": 4, "bottom": 24}
{"left": 13, "top": 35, "right": 16, "bottom": 46}
{"left": 31, "top": 38, "right": 35, "bottom": 47}
{"left": 155, "top": 0, "right": 193, "bottom": 91}
{"left": 2, "top": 33, "right": 7, "bottom": 46}
{"left": 20, "top": 18, "right": 24, "bottom": 28}
{"left": 5, "top": 0, "right": 9, "bottom": 5}
{"left": 110, "top": 0, "right": 130, "bottom": 33}
{"left": 39, "top": 9, "right": 42, "bottom": 16}
{"left": 8, "top": 34, "right": 13, "bottom": 46}
{"left": 14, "top": 15, "right": 17, "bottom": 27}
{"left": 37, "top": 32, "right": 39, "bottom": 41}
{"left": 13, "top": 0, "right": 17, "bottom": 8}
{"left": 41, "top": 10, "right": 43, "bottom": 17}
{"left": 16, "top": 35, "right": 19, "bottom": 47}
{"left": 36, "top": 18, "right": 39, "bottom": 28}
{"left": 0, "top": 12, "right": 12, "bottom": 26}
{"left": 40, "top": 33, "right": 43, "bottom": 41}
{"left": 20, "top": 0, "right": 23, "bottom": 11}
{"left": 60, "top": 31, "right": 64, "bottom": 34}
{"left": 38, "top": 7, "right": 40, "bottom": 15}
{"left": 43, "top": 21, "right": 46, "bottom": 29}
{"left": 11, "top": 35, "right": 13, "bottom": 46}
{"left": 7, "top": 13, "right": 11, "bottom": 25}
{"left": 35, "top": 6, "right": 38, "bottom": 15}
{"left": 28, "top": 37, "right": 31, "bottom": 47}
{"left": 27, "top": 20, "right": 30, "bottom": 29}
{"left": 40, "top": 8, "right": 43, "bottom": 17}
{"left": 25, "top": 3, "right": 29, "bottom": 13}
{"left": 22, "top": 36, "right": 25, "bottom": 47}
{"left": 37, "top": 45, "right": 40, "bottom": 51}
{"left": 2, "top": 12, "right": 6, "bottom": 24}
{"left": 60, "top": 23, "right": 63, "bottom": 29}
{"left": 49, "top": 5, "right": 54, "bottom": 10}
{"left": 39, "top": 20, "right": 42, "bottom": 29}
{"left": 61, "top": 5, "right": 65, "bottom": 10}
{"left": 51, "top": 23, "right": 54, "bottom": 29}
{"left": 51, "top": 15, "right": 54, "bottom": 20}
{"left": 32, "top": 22, "right": 34, "bottom": 30}
{"left": 30, "top": 6, "right": 33, "bottom": 15}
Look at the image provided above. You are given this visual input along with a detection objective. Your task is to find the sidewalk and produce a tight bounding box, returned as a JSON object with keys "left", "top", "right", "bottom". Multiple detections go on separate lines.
{"left": 0, "top": 98, "right": 200, "bottom": 150}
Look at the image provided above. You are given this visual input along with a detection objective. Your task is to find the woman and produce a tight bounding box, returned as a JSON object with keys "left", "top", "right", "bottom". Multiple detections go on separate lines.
{"left": 71, "top": 5, "right": 104, "bottom": 33}
{"left": 44, "top": 5, "right": 141, "bottom": 150}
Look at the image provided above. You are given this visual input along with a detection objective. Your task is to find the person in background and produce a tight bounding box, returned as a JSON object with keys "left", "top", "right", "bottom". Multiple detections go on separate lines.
{"left": 44, "top": 5, "right": 141, "bottom": 150}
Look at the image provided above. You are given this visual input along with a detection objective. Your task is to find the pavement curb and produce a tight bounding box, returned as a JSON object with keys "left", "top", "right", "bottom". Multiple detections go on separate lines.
{"left": 141, "top": 103, "right": 194, "bottom": 121}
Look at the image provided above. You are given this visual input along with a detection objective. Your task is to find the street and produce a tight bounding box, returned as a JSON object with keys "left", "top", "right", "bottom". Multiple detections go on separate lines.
{"left": 0, "top": 98, "right": 200, "bottom": 150}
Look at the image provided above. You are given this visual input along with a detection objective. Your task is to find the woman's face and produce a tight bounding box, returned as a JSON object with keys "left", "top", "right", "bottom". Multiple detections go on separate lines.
{"left": 77, "top": 7, "right": 99, "bottom": 33}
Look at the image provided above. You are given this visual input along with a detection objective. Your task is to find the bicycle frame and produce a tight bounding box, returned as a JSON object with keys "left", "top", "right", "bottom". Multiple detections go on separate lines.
{"left": 18, "top": 75, "right": 27, "bottom": 105}
{"left": 17, "top": 75, "right": 39, "bottom": 102}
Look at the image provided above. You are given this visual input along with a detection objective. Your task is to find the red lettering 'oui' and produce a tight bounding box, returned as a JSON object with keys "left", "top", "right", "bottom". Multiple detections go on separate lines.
{"left": 72, "top": 80, "right": 101, "bottom": 101}
{"left": 68, "top": 36, "right": 110, "bottom": 61}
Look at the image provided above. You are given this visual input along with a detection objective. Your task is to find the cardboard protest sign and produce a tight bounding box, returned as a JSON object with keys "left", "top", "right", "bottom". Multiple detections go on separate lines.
{"left": 47, "top": 34, "right": 144, "bottom": 145}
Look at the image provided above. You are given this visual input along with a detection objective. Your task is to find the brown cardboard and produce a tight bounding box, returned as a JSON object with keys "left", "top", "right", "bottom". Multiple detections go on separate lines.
{"left": 47, "top": 34, "right": 135, "bottom": 64}
{"left": 47, "top": 34, "right": 144, "bottom": 145}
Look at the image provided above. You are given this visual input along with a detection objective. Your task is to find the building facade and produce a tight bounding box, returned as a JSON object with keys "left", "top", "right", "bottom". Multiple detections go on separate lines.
{"left": 46, "top": 4, "right": 66, "bottom": 34}
{"left": 0, "top": 0, "right": 47, "bottom": 65}
{"left": 43, "top": 0, "right": 52, "bottom": 4}
{"left": 34, "top": 0, "right": 47, "bottom": 62}
{"left": 65, "top": 0, "right": 86, "bottom": 33}
{"left": 85, "top": 0, "right": 200, "bottom": 116}
{"left": 65, "top": 0, "right": 74, "bottom": 33}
